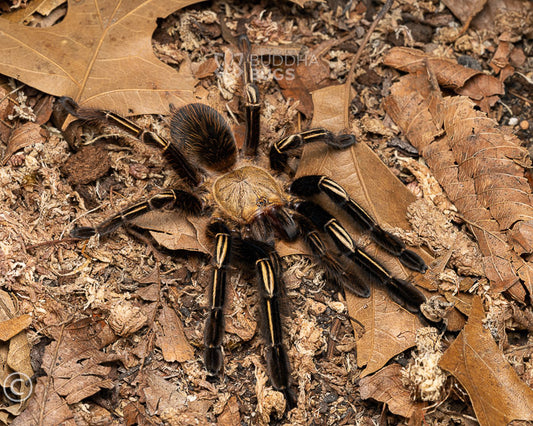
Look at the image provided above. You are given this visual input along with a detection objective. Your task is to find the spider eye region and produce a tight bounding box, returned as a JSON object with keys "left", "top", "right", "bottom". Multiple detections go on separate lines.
{"left": 213, "top": 166, "right": 285, "bottom": 223}
{"left": 256, "top": 196, "right": 269, "bottom": 208}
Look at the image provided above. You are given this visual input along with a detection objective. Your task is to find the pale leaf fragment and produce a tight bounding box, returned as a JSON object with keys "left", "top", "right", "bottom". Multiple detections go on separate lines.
{"left": 155, "top": 303, "right": 194, "bottom": 363}
{"left": 0, "top": 314, "right": 32, "bottom": 341}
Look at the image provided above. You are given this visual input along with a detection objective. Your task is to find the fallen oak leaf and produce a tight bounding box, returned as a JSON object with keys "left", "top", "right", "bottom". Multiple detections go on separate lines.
{"left": 0, "top": 314, "right": 32, "bottom": 341}
{"left": 439, "top": 296, "right": 533, "bottom": 425}
{"left": 10, "top": 377, "right": 75, "bottom": 426}
{"left": 383, "top": 72, "right": 533, "bottom": 299}
{"left": 0, "top": 0, "right": 199, "bottom": 116}
{"left": 41, "top": 318, "right": 121, "bottom": 405}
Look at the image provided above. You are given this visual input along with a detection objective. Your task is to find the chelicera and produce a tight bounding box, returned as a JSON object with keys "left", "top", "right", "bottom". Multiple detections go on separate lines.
{"left": 60, "top": 34, "right": 431, "bottom": 409}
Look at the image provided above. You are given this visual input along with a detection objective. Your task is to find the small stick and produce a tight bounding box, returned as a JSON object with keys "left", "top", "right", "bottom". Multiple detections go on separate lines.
{"left": 347, "top": 0, "right": 394, "bottom": 85}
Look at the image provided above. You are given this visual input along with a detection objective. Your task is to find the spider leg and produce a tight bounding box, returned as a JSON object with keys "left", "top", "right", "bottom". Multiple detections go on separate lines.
{"left": 59, "top": 97, "right": 201, "bottom": 186}
{"left": 71, "top": 189, "right": 203, "bottom": 239}
{"left": 233, "top": 238, "right": 296, "bottom": 408}
{"left": 238, "top": 34, "right": 260, "bottom": 157}
{"left": 296, "top": 215, "right": 371, "bottom": 297}
{"left": 294, "top": 201, "right": 426, "bottom": 314}
{"left": 204, "top": 221, "right": 232, "bottom": 376}
{"left": 290, "top": 175, "right": 427, "bottom": 273}
{"left": 270, "top": 129, "right": 357, "bottom": 171}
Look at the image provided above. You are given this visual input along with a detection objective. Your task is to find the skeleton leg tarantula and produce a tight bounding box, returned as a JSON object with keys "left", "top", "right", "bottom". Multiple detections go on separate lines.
{"left": 61, "top": 35, "right": 431, "bottom": 408}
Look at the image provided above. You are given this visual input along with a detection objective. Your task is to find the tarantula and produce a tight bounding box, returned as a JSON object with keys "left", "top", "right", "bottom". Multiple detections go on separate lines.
{"left": 60, "top": 35, "right": 430, "bottom": 408}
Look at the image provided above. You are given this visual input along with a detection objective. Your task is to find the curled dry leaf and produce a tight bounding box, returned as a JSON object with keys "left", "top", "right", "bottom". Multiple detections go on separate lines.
{"left": 1, "top": 122, "right": 46, "bottom": 166}
{"left": 439, "top": 296, "right": 533, "bottom": 425}
{"left": 0, "top": 290, "right": 33, "bottom": 420}
{"left": 383, "top": 47, "right": 504, "bottom": 112}
{"left": 384, "top": 72, "right": 533, "bottom": 300}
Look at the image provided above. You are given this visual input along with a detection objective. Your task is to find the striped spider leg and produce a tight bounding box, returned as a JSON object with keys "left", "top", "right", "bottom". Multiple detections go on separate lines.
{"left": 204, "top": 220, "right": 297, "bottom": 408}
{"left": 293, "top": 200, "right": 427, "bottom": 315}
{"left": 58, "top": 97, "right": 201, "bottom": 186}
{"left": 290, "top": 175, "right": 427, "bottom": 273}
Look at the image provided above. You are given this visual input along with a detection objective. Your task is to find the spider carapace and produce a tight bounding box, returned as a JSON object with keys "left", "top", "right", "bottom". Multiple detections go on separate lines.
{"left": 61, "top": 34, "right": 433, "bottom": 410}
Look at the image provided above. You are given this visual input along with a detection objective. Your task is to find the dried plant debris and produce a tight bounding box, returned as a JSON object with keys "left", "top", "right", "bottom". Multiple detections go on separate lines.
{"left": 384, "top": 71, "right": 533, "bottom": 302}
{"left": 401, "top": 327, "right": 447, "bottom": 402}
{"left": 360, "top": 363, "right": 426, "bottom": 418}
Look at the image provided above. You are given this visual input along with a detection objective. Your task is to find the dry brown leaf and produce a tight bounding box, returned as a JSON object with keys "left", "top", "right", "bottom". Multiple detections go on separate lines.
{"left": 383, "top": 47, "right": 504, "bottom": 112}
{"left": 294, "top": 83, "right": 434, "bottom": 375}
{"left": 0, "top": 122, "right": 46, "bottom": 166}
{"left": 0, "top": 0, "right": 199, "bottom": 116}
{"left": 384, "top": 72, "right": 533, "bottom": 299}
{"left": 277, "top": 56, "right": 332, "bottom": 117}
{"left": 10, "top": 377, "right": 76, "bottom": 426}
{"left": 131, "top": 211, "right": 211, "bottom": 254}
{"left": 0, "top": 314, "right": 32, "bottom": 341}
{"left": 441, "top": 0, "right": 487, "bottom": 24}
{"left": 359, "top": 364, "right": 426, "bottom": 418}
{"left": 41, "top": 319, "right": 120, "bottom": 404}
{"left": 0, "top": 290, "right": 33, "bottom": 421}
{"left": 155, "top": 302, "right": 195, "bottom": 363}
{"left": 490, "top": 41, "right": 512, "bottom": 73}
{"left": 439, "top": 296, "right": 533, "bottom": 425}
{"left": 216, "top": 396, "right": 241, "bottom": 426}
{"left": 277, "top": 72, "right": 314, "bottom": 117}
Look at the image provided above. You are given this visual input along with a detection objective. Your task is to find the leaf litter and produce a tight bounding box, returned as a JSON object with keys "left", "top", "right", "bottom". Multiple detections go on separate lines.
{"left": 0, "top": 0, "right": 532, "bottom": 425}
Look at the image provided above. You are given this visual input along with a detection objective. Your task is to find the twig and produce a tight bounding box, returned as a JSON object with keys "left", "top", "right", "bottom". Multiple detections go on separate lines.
{"left": 347, "top": 0, "right": 394, "bottom": 85}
